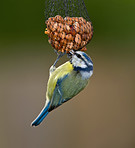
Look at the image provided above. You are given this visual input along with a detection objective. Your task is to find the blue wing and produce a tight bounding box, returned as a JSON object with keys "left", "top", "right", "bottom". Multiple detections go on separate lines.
{"left": 31, "top": 74, "right": 70, "bottom": 126}
{"left": 48, "top": 74, "right": 69, "bottom": 112}
{"left": 48, "top": 71, "right": 88, "bottom": 112}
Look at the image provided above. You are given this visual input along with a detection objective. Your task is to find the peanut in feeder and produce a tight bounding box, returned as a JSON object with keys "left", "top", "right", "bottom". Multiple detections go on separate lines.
{"left": 44, "top": 0, "right": 93, "bottom": 54}
{"left": 73, "top": 22, "right": 80, "bottom": 33}
{"left": 55, "top": 15, "right": 64, "bottom": 23}
{"left": 59, "top": 32, "right": 66, "bottom": 39}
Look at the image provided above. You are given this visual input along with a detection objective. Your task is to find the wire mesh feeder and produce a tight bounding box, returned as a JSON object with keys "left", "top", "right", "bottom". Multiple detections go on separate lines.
{"left": 44, "top": 0, "right": 93, "bottom": 54}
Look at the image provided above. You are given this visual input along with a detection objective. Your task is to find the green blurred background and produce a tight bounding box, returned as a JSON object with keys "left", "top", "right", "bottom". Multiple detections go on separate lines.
{"left": 0, "top": 0, "right": 135, "bottom": 148}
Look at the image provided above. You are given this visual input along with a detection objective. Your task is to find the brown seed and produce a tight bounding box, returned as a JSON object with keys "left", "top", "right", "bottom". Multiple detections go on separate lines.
{"left": 70, "top": 28, "right": 76, "bottom": 36}
{"left": 65, "top": 48, "right": 69, "bottom": 53}
{"left": 81, "top": 41, "right": 87, "bottom": 47}
{"left": 86, "top": 24, "right": 90, "bottom": 33}
{"left": 53, "top": 32, "right": 60, "bottom": 40}
{"left": 57, "top": 44, "right": 62, "bottom": 50}
{"left": 85, "top": 33, "right": 92, "bottom": 42}
{"left": 73, "top": 22, "right": 80, "bottom": 32}
{"left": 84, "top": 24, "right": 88, "bottom": 33}
{"left": 57, "top": 23, "right": 64, "bottom": 33}
{"left": 64, "top": 17, "right": 73, "bottom": 25}
{"left": 48, "top": 17, "right": 56, "bottom": 22}
{"left": 86, "top": 22, "right": 93, "bottom": 33}
{"left": 60, "top": 39, "right": 67, "bottom": 46}
{"left": 64, "top": 24, "right": 71, "bottom": 33}
{"left": 54, "top": 41, "right": 59, "bottom": 49}
{"left": 75, "top": 34, "right": 81, "bottom": 45}
{"left": 59, "top": 32, "right": 66, "bottom": 39}
{"left": 79, "top": 17, "right": 86, "bottom": 24}
{"left": 72, "top": 17, "right": 76, "bottom": 23}
{"left": 88, "top": 32, "right": 93, "bottom": 41}
{"left": 87, "top": 21, "right": 92, "bottom": 28}
{"left": 81, "top": 34, "right": 88, "bottom": 41}
{"left": 67, "top": 42, "right": 73, "bottom": 49}
{"left": 66, "top": 34, "right": 73, "bottom": 41}
{"left": 79, "top": 25, "right": 85, "bottom": 34}
{"left": 49, "top": 32, "right": 54, "bottom": 39}
{"left": 46, "top": 20, "right": 52, "bottom": 29}
{"left": 50, "top": 22, "right": 58, "bottom": 32}
{"left": 62, "top": 46, "right": 66, "bottom": 50}
{"left": 55, "top": 15, "right": 64, "bottom": 23}
{"left": 73, "top": 43, "right": 80, "bottom": 50}
{"left": 53, "top": 32, "right": 58, "bottom": 37}
{"left": 81, "top": 46, "right": 87, "bottom": 51}
{"left": 49, "top": 22, "right": 55, "bottom": 31}
{"left": 72, "top": 17, "right": 79, "bottom": 23}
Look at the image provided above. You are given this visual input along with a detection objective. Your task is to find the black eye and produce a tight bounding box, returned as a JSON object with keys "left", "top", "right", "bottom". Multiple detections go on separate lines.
{"left": 76, "top": 54, "right": 81, "bottom": 58}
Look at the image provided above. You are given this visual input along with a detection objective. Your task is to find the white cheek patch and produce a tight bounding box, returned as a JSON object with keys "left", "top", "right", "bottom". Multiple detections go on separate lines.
{"left": 72, "top": 55, "right": 87, "bottom": 68}
{"left": 80, "top": 70, "right": 93, "bottom": 79}
{"left": 80, "top": 61, "right": 87, "bottom": 68}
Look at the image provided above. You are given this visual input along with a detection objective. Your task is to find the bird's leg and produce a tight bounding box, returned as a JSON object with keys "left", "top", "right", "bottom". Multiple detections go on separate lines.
{"left": 49, "top": 51, "right": 66, "bottom": 75}
{"left": 53, "top": 51, "right": 66, "bottom": 67}
{"left": 49, "top": 65, "right": 56, "bottom": 75}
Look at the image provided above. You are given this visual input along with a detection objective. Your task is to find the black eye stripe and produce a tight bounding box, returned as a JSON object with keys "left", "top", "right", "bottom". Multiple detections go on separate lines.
{"left": 75, "top": 53, "right": 81, "bottom": 58}
{"left": 75, "top": 53, "right": 85, "bottom": 62}
{"left": 74, "top": 53, "right": 89, "bottom": 67}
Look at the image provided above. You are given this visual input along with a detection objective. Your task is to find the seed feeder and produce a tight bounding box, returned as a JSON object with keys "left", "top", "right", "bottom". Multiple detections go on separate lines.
{"left": 44, "top": 0, "right": 93, "bottom": 63}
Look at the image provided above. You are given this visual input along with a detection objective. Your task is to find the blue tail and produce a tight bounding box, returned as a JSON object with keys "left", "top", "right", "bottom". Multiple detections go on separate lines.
{"left": 31, "top": 102, "right": 50, "bottom": 126}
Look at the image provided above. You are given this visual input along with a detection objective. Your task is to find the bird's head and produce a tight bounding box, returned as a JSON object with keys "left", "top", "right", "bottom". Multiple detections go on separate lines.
{"left": 69, "top": 50, "right": 93, "bottom": 79}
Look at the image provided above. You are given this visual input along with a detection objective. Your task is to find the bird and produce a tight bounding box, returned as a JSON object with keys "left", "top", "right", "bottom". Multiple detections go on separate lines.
{"left": 31, "top": 50, "right": 93, "bottom": 126}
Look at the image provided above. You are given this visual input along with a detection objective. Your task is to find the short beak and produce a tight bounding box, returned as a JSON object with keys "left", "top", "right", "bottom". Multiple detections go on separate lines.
{"left": 67, "top": 50, "right": 74, "bottom": 59}
{"left": 69, "top": 50, "right": 74, "bottom": 55}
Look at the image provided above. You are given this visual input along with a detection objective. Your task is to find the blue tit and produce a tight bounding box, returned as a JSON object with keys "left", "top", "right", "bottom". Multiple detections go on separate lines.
{"left": 31, "top": 51, "right": 93, "bottom": 126}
